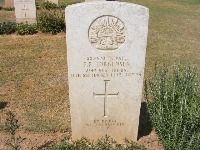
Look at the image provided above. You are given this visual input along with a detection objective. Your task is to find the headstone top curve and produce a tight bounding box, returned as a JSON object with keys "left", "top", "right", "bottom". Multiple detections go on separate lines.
{"left": 65, "top": 2, "right": 149, "bottom": 12}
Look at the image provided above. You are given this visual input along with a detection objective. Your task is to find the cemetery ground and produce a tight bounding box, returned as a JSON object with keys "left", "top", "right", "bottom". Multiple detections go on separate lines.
{"left": 0, "top": 0, "right": 200, "bottom": 149}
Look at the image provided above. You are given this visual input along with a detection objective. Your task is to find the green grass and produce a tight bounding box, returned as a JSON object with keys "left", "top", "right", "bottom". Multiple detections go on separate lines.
{"left": 0, "top": 0, "right": 200, "bottom": 137}
{"left": 0, "top": 0, "right": 4, "bottom": 6}
{"left": 168, "top": 0, "right": 200, "bottom": 5}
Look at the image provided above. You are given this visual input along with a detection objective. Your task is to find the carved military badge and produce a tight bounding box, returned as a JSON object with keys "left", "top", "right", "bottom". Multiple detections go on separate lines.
{"left": 89, "top": 16, "right": 125, "bottom": 50}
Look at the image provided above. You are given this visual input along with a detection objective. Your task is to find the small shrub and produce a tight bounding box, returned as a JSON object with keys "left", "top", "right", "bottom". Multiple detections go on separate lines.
{"left": 0, "top": 21, "right": 16, "bottom": 35}
{"left": 47, "top": 136, "right": 144, "bottom": 150}
{"left": 59, "top": 4, "right": 67, "bottom": 10}
{"left": 37, "top": 10, "right": 65, "bottom": 34}
{"left": 4, "top": 111, "right": 22, "bottom": 150}
{"left": 3, "top": 7, "right": 15, "bottom": 11}
{"left": 40, "top": 1, "right": 58, "bottom": 10}
{"left": 145, "top": 64, "right": 200, "bottom": 150}
{"left": 16, "top": 23, "right": 37, "bottom": 35}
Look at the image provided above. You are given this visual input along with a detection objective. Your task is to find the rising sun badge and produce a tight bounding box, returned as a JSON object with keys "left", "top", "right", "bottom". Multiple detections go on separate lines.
{"left": 89, "top": 16, "right": 125, "bottom": 51}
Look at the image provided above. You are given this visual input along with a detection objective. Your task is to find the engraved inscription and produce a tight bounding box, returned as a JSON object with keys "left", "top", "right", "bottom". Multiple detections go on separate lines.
{"left": 93, "top": 80, "right": 119, "bottom": 117}
{"left": 89, "top": 16, "right": 125, "bottom": 50}
{"left": 15, "top": 0, "right": 33, "bottom": 4}
{"left": 70, "top": 55, "right": 142, "bottom": 78}
{"left": 21, "top": 5, "right": 29, "bottom": 18}
{"left": 86, "top": 119, "right": 124, "bottom": 129}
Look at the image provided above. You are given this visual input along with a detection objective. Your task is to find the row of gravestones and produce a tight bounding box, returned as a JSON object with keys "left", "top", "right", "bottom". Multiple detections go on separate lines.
{"left": 4, "top": 0, "right": 110, "bottom": 8}
{"left": 4, "top": 0, "right": 112, "bottom": 24}
{"left": 5, "top": 0, "right": 58, "bottom": 8}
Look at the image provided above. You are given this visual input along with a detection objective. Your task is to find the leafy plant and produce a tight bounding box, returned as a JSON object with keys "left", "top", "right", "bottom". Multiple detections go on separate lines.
{"left": 59, "top": 4, "right": 67, "bottom": 10}
{"left": 3, "top": 7, "right": 15, "bottom": 11}
{"left": 145, "top": 64, "right": 200, "bottom": 150}
{"left": 4, "top": 111, "right": 22, "bottom": 150}
{"left": 0, "top": 21, "right": 16, "bottom": 35}
{"left": 16, "top": 23, "right": 37, "bottom": 35}
{"left": 36, "top": 2, "right": 40, "bottom": 10}
{"left": 46, "top": 135, "right": 144, "bottom": 150}
{"left": 40, "top": 1, "right": 58, "bottom": 10}
{"left": 37, "top": 10, "right": 65, "bottom": 34}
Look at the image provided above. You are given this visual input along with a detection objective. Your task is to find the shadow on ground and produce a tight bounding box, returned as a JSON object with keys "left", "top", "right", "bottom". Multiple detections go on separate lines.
{"left": 0, "top": 102, "right": 8, "bottom": 110}
{"left": 138, "top": 102, "right": 152, "bottom": 140}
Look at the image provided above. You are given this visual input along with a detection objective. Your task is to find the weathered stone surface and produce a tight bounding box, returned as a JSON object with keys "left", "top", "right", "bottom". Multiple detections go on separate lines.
{"left": 5, "top": 0, "right": 14, "bottom": 8}
{"left": 66, "top": 2, "right": 149, "bottom": 143}
{"left": 14, "top": 0, "right": 36, "bottom": 24}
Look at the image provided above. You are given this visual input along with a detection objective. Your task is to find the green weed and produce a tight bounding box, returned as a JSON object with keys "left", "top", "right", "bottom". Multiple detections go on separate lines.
{"left": 3, "top": 7, "right": 15, "bottom": 11}
{"left": 4, "top": 111, "right": 22, "bottom": 150}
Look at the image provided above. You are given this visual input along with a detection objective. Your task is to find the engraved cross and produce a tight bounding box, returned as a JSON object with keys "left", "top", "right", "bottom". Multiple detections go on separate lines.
{"left": 22, "top": 5, "right": 29, "bottom": 18}
{"left": 93, "top": 80, "right": 119, "bottom": 117}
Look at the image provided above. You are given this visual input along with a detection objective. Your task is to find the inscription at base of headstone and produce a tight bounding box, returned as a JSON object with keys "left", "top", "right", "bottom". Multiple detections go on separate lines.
{"left": 14, "top": 0, "right": 37, "bottom": 24}
{"left": 5, "top": 0, "right": 14, "bottom": 8}
{"left": 66, "top": 2, "right": 149, "bottom": 143}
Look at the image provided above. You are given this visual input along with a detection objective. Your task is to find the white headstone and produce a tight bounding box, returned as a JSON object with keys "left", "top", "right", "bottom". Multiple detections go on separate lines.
{"left": 14, "top": 0, "right": 37, "bottom": 24}
{"left": 66, "top": 2, "right": 149, "bottom": 143}
{"left": 46, "top": 0, "right": 58, "bottom": 5}
{"left": 5, "top": 0, "right": 14, "bottom": 8}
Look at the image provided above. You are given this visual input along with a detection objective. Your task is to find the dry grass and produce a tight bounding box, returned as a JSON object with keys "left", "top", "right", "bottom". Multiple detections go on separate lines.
{"left": 127, "top": 0, "right": 200, "bottom": 75}
{"left": 0, "top": 10, "right": 15, "bottom": 22}
{"left": 0, "top": 33, "right": 70, "bottom": 131}
{"left": 0, "top": 0, "right": 200, "bottom": 145}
